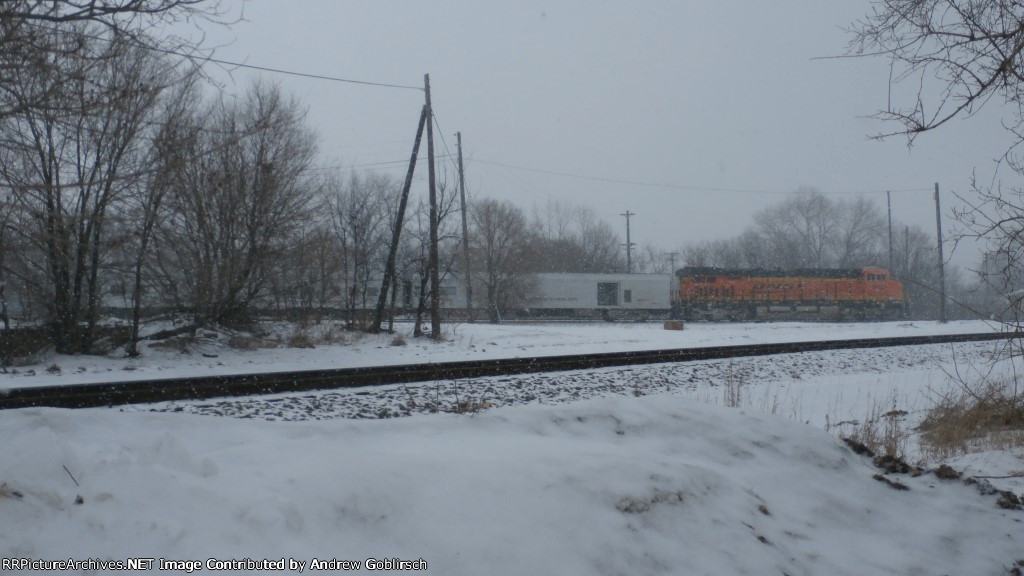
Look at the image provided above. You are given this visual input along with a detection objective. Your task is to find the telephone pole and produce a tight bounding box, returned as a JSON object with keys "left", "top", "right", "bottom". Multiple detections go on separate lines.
{"left": 425, "top": 74, "right": 441, "bottom": 338}
{"left": 665, "top": 251, "right": 679, "bottom": 274}
{"left": 887, "top": 190, "right": 894, "bottom": 274}
{"left": 934, "top": 182, "right": 947, "bottom": 323}
{"left": 665, "top": 251, "right": 679, "bottom": 304}
{"left": 621, "top": 210, "right": 635, "bottom": 273}
{"left": 457, "top": 131, "right": 473, "bottom": 322}
{"left": 371, "top": 106, "right": 427, "bottom": 332}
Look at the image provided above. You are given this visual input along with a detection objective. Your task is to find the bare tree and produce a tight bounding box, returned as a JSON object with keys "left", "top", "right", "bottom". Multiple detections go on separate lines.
{"left": 124, "top": 71, "right": 201, "bottom": 355}
{"left": 0, "top": 187, "right": 17, "bottom": 330}
{"left": 831, "top": 196, "right": 887, "bottom": 267}
{"left": 329, "top": 172, "right": 396, "bottom": 328}
{"left": 754, "top": 188, "right": 839, "bottom": 268}
{"left": 632, "top": 243, "right": 671, "bottom": 274}
{"left": 526, "top": 202, "right": 623, "bottom": 273}
{"left": 848, "top": 1, "right": 1024, "bottom": 144}
{"left": 277, "top": 222, "right": 343, "bottom": 318}
{"left": 470, "top": 198, "right": 530, "bottom": 323}
{"left": 573, "top": 207, "right": 623, "bottom": 272}
{"left": 0, "top": 1, "right": 225, "bottom": 119}
{"left": 682, "top": 234, "right": 769, "bottom": 269}
{"left": 1, "top": 1, "right": 214, "bottom": 24}
{"left": 891, "top": 224, "right": 948, "bottom": 318}
{"left": 0, "top": 29, "right": 182, "bottom": 352}
{"left": 154, "top": 82, "right": 318, "bottom": 327}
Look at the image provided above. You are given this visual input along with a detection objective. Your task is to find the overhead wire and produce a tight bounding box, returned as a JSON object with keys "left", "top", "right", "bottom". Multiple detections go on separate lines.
{"left": 302, "top": 154, "right": 456, "bottom": 173}
{"left": 427, "top": 111, "right": 463, "bottom": 179}
{"left": 24, "top": 21, "right": 424, "bottom": 92}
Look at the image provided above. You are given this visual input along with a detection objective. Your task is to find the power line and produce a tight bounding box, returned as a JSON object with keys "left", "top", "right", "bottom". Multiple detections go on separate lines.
{"left": 190, "top": 53, "right": 424, "bottom": 91}
{"left": 303, "top": 154, "right": 456, "bottom": 173}
{"left": 428, "top": 112, "right": 463, "bottom": 178}
{"left": 470, "top": 158, "right": 934, "bottom": 196}
{"left": 28, "top": 22, "right": 424, "bottom": 92}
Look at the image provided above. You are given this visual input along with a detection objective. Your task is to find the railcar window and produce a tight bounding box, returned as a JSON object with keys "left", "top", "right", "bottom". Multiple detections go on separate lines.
{"left": 597, "top": 282, "right": 619, "bottom": 306}
{"left": 623, "top": 289, "right": 632, "bottom": 303}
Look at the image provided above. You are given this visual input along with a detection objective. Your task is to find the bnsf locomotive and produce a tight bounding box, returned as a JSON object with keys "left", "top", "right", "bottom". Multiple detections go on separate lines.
{"left": 677, "top": 266, "right": 906, "bottom": 321}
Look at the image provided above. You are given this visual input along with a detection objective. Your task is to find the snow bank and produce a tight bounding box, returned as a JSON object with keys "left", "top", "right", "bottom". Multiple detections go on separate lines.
{"left": 1, "top": 396, "right": 1020, "bottom": 575}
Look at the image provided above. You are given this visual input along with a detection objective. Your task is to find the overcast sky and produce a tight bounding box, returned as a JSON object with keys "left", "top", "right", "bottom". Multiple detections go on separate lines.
{"left": 191, "top": 0, "right": 1011, "bottom": 270}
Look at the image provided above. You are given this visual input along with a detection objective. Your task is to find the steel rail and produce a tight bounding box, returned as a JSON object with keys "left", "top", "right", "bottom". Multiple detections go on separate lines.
{"left": 1, "top": 331, "right": 1018, "bottom": 410}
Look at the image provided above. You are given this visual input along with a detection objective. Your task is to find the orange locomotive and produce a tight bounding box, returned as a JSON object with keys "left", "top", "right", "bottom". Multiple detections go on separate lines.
{"left": 677, "top": 266, "right": 906, "bottom": 321}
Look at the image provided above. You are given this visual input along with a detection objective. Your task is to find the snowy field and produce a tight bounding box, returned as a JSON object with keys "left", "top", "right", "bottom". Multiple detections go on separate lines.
{"left": 2, "top": 319, "right": 1023, "bottom": 575}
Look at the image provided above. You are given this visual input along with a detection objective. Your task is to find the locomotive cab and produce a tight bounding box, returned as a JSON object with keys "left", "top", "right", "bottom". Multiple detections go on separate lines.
{"left": 860, "top": 267, "right": 905, "bottom": 302}
{"left": 862, "top": 268, "right": 889, "bottom": 282}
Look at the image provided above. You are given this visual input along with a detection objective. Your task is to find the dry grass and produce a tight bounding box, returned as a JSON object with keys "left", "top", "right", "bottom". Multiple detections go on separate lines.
{"left": 227, "top": 334, "right": 273, "bottom": 350}
{"left": 314, "top": 322, "right": 352, "bottom": 345}
{"left": 283, "top": 322, "right": 352, "bottom": 348}
{"left": 449, "top": 399, "right": 493, "bottom": 414}
{"left": 287, "top": 332, "right": 315, "bottom": 349}
{"left": 917, "top": 336, "right": 1024, "bottom": 459}
{"left": 722, "top": 365, "right": 751, "bottom": 408}
{"left": 837, "top": 393, "right": 911, "bottom": 460}
{"left": 918, "top": 378, "right": 1024, "bottom": 460}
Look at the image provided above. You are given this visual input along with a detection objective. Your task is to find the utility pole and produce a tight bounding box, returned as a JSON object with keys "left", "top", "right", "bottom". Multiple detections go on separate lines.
{"left": 665, "top": 251, "right": 679, "bottom": 275}
{"left": 887, "top": 190, "right": 894, "bottom": 274}
{"left": 934, "top": 182, "right": 947, "bottom": 323}
{"left": 457, "top": 131, "right": 473, "bottom": 322}
{"left": 371, "top": 105, "right": 427, "bottom": 333}
{"left": 425, "top": 74, "right": 441, "bottom": 339}
{"left": 621, "top": 210, "right": 635, "bottom": 273}
{"left": 665, "top": 251, "right": 679, "bottom": 304}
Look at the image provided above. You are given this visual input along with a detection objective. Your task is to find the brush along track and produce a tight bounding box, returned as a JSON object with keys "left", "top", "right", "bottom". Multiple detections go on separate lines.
{"left": 0, "top": 332, "right": 1018, "bottom": 410}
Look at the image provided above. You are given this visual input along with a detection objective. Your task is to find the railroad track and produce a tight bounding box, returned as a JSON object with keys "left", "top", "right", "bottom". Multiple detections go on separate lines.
{"left": 0, "top": 331, "right": 1018, "bottom": 410}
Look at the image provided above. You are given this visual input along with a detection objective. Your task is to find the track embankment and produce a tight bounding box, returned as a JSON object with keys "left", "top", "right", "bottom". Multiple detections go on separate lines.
{"left": 1, "top": 332, "right": 1017, "bottom": 410}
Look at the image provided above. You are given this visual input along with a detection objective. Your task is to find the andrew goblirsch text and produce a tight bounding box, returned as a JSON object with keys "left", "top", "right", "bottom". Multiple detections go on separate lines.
{"left": 2, "top": 557, "right": 429, "bottom": 572}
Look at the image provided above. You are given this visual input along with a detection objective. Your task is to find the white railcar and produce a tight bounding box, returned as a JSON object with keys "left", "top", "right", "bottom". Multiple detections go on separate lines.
{"left": 522, "top": 273, "right": 672, "bottom": 320}
{"left": 359, "top": 272, "right": 674, "bottom": 321}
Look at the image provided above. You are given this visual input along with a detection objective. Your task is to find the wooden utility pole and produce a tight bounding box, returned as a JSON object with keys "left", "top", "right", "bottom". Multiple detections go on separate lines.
{"left": 887, "top": 190, "right": 894, "bottom": 274}
{"left": 425, "top": 74, "right": 442, "bottom": 339}
{"left": 371, "top": 105, "right": 427, "bottom": 332}
{"left": 456, "top": 131, "right": 474, "bottom": 322}
{"left": 934, "top": 182, "right": 947, "bottom": 323}
{"left": 621, "top": 210, "right": 635, "bottom": 273}
{"left": 665, "top": 251, "right": 679, "bottom": 303}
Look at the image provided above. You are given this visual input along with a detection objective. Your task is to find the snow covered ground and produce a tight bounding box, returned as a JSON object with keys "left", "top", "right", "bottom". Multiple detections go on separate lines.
{"left": 2, "top": 319, "right": 1023, "bottom": 575}
{"left": 0, "top": 318, "right": 1004, "bottom": 388}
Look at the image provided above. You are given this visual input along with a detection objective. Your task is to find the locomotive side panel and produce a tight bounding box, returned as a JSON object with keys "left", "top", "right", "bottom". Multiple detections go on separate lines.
{"left": 677, "top": 267, "right": 906, "bottom": 321}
